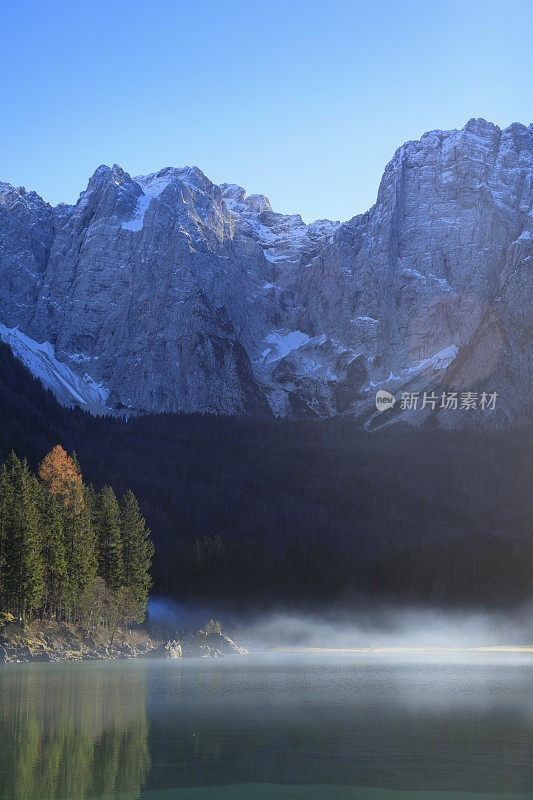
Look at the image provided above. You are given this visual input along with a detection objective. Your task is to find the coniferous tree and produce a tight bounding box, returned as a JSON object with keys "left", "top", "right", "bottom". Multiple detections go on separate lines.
{"left": 84, "top": 484, "right": 98, "bottom": 522}
{"left": 119, "top": 490, "right": 154, "bottom": 621}
{"left": 70, "top": 450, "right": 82, "bottom": 476}
{"left": 0, "top": 447, "right": 155, "bottom": 627}
{"left": 38, "top": 446, "right": 97, "bottom": 618}
{"left": 0, "top": 453, "right": 16, "bottom": 606}
{"left": 0, "top": 453, "right": 44, "bottom": 618}
{"left": 38, "top": 489, "right": 69, "bottom": 617}
{"left": 205, "top": 619, "right": 222, "bottom": 635}
{"left": 63, "top": 495, "right": 98, "bottom": 617}
{"left": 95, "top": 486, "right": 123, "bottom": 591}
{"left": 20, "top": 460, "right": 45, "bottom": 618}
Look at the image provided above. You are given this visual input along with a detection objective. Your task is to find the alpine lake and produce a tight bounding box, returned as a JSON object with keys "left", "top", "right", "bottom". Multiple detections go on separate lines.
{"left": 1, "top": 650, "right": 532, "bottom": 799}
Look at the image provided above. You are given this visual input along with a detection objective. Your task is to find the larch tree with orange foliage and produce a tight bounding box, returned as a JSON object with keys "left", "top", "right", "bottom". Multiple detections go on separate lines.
{"left": 38, "top": 445, "right": 84, "bottom": 513}
{"left": 39, "top": 445, "right": 97, "bottom": 616}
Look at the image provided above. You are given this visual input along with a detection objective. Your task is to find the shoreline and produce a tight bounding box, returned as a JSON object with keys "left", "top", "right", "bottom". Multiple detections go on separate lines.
{"left": 0, "top": 639, "right": 249, "bottom": 664}
{"left": 0, "top": 614, "right": 248, "bottom": 664}
{"left": 272, "top": 645, "right": 533, "bottom": 654}
{"left": 3, "top": 643, "right": 532, "bottom": 666}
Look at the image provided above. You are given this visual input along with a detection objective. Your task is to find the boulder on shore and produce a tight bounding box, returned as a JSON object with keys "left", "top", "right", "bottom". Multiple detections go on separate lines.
{"left": 181, "top": 631, "right": 249, "bottom": 658}
{"left": 145, "top": 640, "right": 182, "bottom": 659}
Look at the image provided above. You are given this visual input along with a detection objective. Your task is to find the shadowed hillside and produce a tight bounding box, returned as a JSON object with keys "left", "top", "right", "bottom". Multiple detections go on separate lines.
{"left": 0, "top": 341, "right": 531, "bottom": 607}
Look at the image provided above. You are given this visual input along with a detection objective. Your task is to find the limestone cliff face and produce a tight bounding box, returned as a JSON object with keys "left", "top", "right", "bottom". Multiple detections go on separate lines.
{"left": 293, "top": 119, "right": 532, "bottom": 426}
{"left": 0, "top": 119, "right": 531, "bottom": 426}
{"left": 1, "top": 165, "right": 271, "bottom": 415}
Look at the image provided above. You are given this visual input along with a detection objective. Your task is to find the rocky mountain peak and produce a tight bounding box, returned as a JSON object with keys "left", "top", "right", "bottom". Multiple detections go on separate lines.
{"left": 0, "top": 119, "right": 530, "bottom": 428}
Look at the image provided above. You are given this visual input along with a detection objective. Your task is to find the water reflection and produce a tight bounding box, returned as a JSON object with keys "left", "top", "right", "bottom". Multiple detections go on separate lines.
{"left": 0, "top": 663, "right": 150, "bottom": 800}
{"left": 0, "top": 655, "right": 532, "bottom": 799}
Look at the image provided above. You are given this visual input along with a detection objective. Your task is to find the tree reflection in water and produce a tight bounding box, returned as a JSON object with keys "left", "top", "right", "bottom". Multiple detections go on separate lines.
{"left": 0, "top": 663, "right": 150, "bottom": 800}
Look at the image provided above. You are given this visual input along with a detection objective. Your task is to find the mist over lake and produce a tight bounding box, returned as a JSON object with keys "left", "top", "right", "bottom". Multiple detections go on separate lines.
{"left": 1, "top": 650, "right": 532, "bottom": 799}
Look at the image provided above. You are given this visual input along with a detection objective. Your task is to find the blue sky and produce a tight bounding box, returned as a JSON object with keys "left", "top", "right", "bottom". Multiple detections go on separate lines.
{"left": 1, "top": 0, "right": 531, "bottom": 222}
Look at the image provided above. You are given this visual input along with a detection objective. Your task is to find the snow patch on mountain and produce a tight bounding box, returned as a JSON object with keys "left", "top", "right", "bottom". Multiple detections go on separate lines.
{"left": 0, "top": 325, "right": 110, "bottom": 412}
{"left": 121, "top": 195, "right": 153, "bottom": 232}
{"left": 121, "top": 172, "right": 173, "bottom": 231}
{"left": 414, "top": 344, "right": 459, "bottom": 376}
{"left": 401, "top": 267, "right": 453, "bottom": 292}
{"left": 369, "top": 345, "right": 459, "bottom": 388}
{"left": 260, "top": 330, "right": 311, "bottom": 364}
{"left": 220, "top": 183, "right": 341, "bottom": 266}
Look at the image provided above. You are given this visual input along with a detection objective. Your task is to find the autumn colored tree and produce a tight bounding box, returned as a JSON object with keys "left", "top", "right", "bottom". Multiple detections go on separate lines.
{"left": 0, "top": 447, "right": 153, "bottom": 629}
{"left": 38, "top": 445, "right": 84, "bottom": 512}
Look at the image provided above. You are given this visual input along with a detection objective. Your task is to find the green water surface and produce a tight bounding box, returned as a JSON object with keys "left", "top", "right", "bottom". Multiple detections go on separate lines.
{"left": 0, "top": 652, "right": 531, "bottom": 799}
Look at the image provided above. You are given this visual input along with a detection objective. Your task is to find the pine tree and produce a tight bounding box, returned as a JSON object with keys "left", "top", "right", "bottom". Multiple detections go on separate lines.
{"left": 119, "top": 491, "right": 154, "bottom": 621}
{"left": 0, "top": 453, "right": 16, "bottom": 609}
{"left": 0, "top": 453, "right": 44, "bottom": 618}
{"left": 62, "top": 496, "right": 98, "bottom": 618}
{"left": 22, "top": 464, "right": 45, "bottom": 617}
{"left": 84, "top": 484, "right": 98, "bottom": 521}
{"left": 37, "top": 446, "right": 97, "bottom": 619}
{"left": 205, "top": 619, "right": 222, "bottom": 635}
{"left": 95, "top": 486, "right": 123, "bottom": 591}
{"left": 38, "top": 488, "right": 69, "bottom": 617}
{"left": 0, "top": 447, "right": 155, "bottom": 627}
{"left": 70, "top": 451, "right": 82, "bottom": 476}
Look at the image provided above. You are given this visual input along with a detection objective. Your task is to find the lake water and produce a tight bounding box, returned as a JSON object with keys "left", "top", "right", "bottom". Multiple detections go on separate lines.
{"left": 0, "top": 652, "right": 532, "bottom": 799}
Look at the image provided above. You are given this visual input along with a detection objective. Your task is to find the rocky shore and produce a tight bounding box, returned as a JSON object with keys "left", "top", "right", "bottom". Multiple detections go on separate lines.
{"left": 0, "top": 613, "right": 248, "bottom": 664}
{"left": 146, "top": 632, "right": 248, "bottom": 660}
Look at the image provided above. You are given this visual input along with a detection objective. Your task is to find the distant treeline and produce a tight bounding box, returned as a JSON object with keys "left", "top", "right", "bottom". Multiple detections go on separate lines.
{"left": 160, "top": 532, "right": 532, "bottom": 609}
{"left": 0, "top": 340, "right": 531, "bottom": 608}
{"left": 0, "top": 446, "right": 153, "bottom": 625}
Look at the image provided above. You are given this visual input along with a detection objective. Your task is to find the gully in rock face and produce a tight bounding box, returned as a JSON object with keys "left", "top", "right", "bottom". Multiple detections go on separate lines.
{"left": 0, "top": 119, "right": 531, "bottom": 428}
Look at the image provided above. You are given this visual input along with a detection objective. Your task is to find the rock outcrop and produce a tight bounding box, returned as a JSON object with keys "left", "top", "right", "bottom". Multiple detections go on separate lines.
{"left": 0, "top": 119, "right": 531, "bottom": 427}
{"left": 180, "top": 631, "right": 248, "bottom": 658}
{"left": 0, "top": 614, "right": 153, "bottom": 663}
{"left": 145, "top": 640, "right": 183, "bottom": 659}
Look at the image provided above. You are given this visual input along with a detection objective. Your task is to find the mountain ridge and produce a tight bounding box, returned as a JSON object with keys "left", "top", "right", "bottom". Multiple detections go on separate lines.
{"left": 1, "top": 118, "right": 531, "bottom": 426}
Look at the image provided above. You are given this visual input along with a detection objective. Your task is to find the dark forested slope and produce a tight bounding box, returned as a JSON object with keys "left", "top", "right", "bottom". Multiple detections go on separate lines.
{"left": 0, "top": 341, "right": 531, "bottom": 606}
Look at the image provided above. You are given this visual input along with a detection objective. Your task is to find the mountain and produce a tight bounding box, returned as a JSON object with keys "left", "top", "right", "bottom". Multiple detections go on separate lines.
{"left": 1, "top": 118, "right": 531, "bottom": 426}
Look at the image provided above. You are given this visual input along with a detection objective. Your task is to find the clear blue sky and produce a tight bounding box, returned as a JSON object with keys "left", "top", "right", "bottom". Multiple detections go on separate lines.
{"left": 1, "top": 0, "right": 531, "bottom": 222}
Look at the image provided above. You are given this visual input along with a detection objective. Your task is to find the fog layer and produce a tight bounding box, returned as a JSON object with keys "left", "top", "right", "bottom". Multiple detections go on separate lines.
{"left": 148, "top": 598, "right": 533, "bottom": 650}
